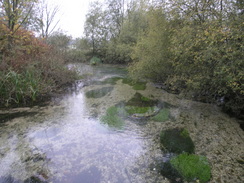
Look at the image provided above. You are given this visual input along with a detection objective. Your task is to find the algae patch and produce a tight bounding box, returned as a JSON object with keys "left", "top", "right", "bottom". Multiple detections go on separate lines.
{"left": 151, "top": 108, "right": 170, "bottom": 122}
{"left": 170, "top": 153, "right": 211, "bottom": 183}
{"left": 160, "top": 128, "right": 195, "bottom": 154}
{"left": 124, "top": 93, "right": 160, "bottom": 119}
{"left": 122, "top": 78, "right": 146, "bottom": 90}
{"left": 85, "top": 87, "right": 113, "bottom": 98}
{"left": 100, "top": 106, "right": 128, "bottom": 129}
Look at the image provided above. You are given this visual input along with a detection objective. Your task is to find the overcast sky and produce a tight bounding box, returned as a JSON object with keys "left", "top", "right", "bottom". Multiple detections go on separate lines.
{"left": 49, "top": 0, "right": 104, "bottom": 38}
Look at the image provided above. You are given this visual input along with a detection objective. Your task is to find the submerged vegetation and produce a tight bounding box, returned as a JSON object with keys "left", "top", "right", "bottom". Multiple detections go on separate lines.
{"left": 100, "top": 106, "right": 127, "bottom": 128}
{"left": 170, "top": 153, "right": 211, "bottom": 183}
{"left": 160, "top": 128, "right": 195, "bottom": 154}
{"left": 151, "top": 108, "right": 170, "bottom": 122}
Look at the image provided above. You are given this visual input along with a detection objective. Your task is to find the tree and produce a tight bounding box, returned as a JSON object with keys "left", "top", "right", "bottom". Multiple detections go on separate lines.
{"left": 37, "top": 0, "right": 60, "bottom": 38}
{"left": 0, "top": 0, "right": 37, "bottom": 33}
{"left": 129, "top": 8, "right": 173, "bottom": 81}
{"left": 84, "top": 1, "right": 106, "bottom": 55}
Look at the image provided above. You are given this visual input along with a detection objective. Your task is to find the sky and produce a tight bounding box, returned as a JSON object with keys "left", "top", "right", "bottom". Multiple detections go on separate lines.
{"left": 49, "top": 0, "right": 104, "bottom": 38}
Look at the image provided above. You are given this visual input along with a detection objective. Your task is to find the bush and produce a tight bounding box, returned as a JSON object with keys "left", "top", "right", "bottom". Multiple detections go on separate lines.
{"left": 170, "top": 153, "right": 211, "bottom": 183}
{"left": 90, "top": 56, "right": 101, "bottom": 65}
{"left": 0, "top": 27, "right": 77, "bottom": 107}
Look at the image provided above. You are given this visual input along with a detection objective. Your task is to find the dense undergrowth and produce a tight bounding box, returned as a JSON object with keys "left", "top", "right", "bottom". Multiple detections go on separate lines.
{"left": 0, "top": 24, "right": 77, "bottom": 107}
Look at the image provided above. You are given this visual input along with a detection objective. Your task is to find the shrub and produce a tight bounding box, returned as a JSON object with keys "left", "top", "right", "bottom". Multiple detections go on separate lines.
{"left": 90, "top": 56, "right": 101, "bottom": 65}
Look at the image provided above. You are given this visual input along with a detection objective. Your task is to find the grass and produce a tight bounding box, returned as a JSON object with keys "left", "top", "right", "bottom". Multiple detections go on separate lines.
{"left": 170, "top": 153, "right": 211, "bottom": 183}
{"left": 0, "top": 69, "right": 42, "bottom": 106}
{"left": 151, "top": 108, "right": 170, "bottom": 122}
{"left": 100, "top": 106, "right": 127, "bottom": 128}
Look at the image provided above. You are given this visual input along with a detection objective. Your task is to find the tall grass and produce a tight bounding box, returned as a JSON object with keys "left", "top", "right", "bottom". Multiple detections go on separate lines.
{"left": 0, "top": 67, "right": 42, "bottom": 106}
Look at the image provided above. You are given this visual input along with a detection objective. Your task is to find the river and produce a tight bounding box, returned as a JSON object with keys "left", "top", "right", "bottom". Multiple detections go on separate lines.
{"left": 0, "top": 64, "right": 243, "bottom": 183}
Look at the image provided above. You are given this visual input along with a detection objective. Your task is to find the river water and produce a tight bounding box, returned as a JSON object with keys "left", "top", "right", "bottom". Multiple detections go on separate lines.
{"left": 0, "top": 64, "right": 243, "bottom": 183}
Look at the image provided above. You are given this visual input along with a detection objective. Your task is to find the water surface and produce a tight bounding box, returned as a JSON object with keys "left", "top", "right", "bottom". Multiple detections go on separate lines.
{"left": 0, "top": 64, "right": 243, "bottom": 183}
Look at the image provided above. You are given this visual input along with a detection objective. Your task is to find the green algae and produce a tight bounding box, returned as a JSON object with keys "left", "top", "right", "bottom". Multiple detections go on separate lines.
{"left": 102, "top": 77, "right": 122, "bottom": 85}
{"left": 160, "top": 128, "right": 195, "bottom": 154}
{"left": 122, "top": 78, "right": 146, "bottom": 90}
{"left": 85, "top": 87, "right": 113, "bottom": 98}
{"left": 170, "top": 153, "right": 211, "bottom": 183}
{"left": 124, "top": 93, "right": 159, "bottom": 118}
{"left": 151, "top": 108, "right": 170, "bottom": 122}
{"left": 100, "top": 106, "right": 127, "bottom": 128}
{"left": 126, "top": 93, "right": 157, "bottom": 107}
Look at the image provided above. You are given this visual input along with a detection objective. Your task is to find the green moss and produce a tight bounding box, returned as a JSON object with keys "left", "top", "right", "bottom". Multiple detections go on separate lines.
{"left": 170, "top": 153, "right": 211, "bottom": 183}
{"left": 122, "top": 78, "right": 133, "bottom": 85}
{"left": 85, "top": 87, "right": 113, "bottom": 98}
{"left": 151, "top": 108, "right": 170, "bottom": 122}
{"left": 180, "top": 128, "right": 189, "bottom": 138}
{"left": 102, "top": 77, "right": 122, "bottom": 85}
{"left": 126, "top": 93, "right": 157, "bottom": 107}
{"left": 132, "top": 82, "right": 146, "bottom": 90}
{"left": 122, "top": 78, "right": 146, "bottom": 90}
{"left": 100, "top": 106, "right": 127, "bottom": 128}
{"left": 160, "top": 128, "right": 195, "bottom": 154}
{"left": 125, "top": 106, "right": 152, "bottom": 115}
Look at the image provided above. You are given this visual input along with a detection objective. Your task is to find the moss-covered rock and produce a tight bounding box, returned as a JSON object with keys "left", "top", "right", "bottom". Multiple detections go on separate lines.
{"left": 85, "top": 87, "right": 113, "bottom": 98}
{"left": 126, "top": 93, "right": 157, "bottom": 107}
{"left": 170, "top": 153, "right": 211, "bottom": 183}
{"left": 124, "top": 93, "right": 160, "bottom": 119}
{"left": 160, "top": 128, "right": 195, "bottom": 154}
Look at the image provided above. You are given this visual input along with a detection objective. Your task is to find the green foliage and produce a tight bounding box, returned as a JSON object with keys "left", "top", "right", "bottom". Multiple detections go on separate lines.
{"left": 170, "top": 153, "right": 211, "bottom": 183}
{"left": 90, "top": 56, "right": 101, "bottom": 65}
{"left": 151, "top": 108, "right": 170, "bottom": 122}
{"left": 128, "top": 8, "right": 173, "bottom": 82}
{"left": 0, "top": 69, "right": 40, "bottom": 105}
{"left": 0, "top": 24, "right": 77, "bottom": 107}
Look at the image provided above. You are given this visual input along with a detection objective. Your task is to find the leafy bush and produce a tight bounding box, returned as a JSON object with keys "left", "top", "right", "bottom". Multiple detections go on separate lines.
{"left": 90, "top": 56, "right": 101, "bottom": 65}
{"left": 0, "top": 26, "right": 77, "bottom": 107}
{"left": 170, "top": 153, "right": 211, "bottom": 183}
